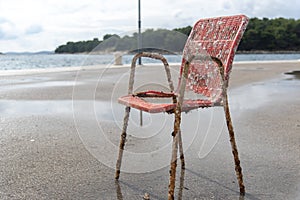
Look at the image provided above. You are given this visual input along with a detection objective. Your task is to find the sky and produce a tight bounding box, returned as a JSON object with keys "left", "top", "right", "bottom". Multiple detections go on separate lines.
{"left": 0, "top": 0, "right": 299, "bottom": 52}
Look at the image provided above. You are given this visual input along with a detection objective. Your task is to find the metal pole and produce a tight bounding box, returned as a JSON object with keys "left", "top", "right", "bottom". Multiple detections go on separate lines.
{"left": 138, "top": 0, "right": 142, "bottom": 65}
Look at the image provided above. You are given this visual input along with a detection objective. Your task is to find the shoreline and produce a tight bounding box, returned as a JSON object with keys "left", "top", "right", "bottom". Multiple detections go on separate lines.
{"left": 0, "top": 59, "right": 299, "bottom": 77}
{"left": 2, "top": 50, "right": 300, "bottom": 55}
{"left": 237, "top": 50, "right": 300, "bottom": 54}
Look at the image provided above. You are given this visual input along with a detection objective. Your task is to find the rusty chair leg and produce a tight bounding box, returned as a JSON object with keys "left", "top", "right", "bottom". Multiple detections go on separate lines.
{"left": 178, "top": 129, "right": 185, "bottom": 169}
{"left": 115, "top": 106, "right": 131, "bottom": 179}
{"left": 168, "top": 130, "right": 179, "bottom": 200}
{"left": 223, "top": 94, "right": 245, "bottom": 195}
{"left": 168, "top": 129, "right": 185, "bottom": 200}
{"left": 168, "top": 109, "right": 183, "bottom": 200}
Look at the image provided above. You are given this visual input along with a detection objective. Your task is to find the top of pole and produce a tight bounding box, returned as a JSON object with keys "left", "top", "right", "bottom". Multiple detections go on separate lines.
{"left": 138, "top": 0, "right": 142, "bottom": 65}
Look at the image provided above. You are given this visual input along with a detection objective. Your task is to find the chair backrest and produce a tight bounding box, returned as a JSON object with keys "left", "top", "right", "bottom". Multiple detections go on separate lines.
{"left": 179, "top": 15, "right": 249, "bottom": 102}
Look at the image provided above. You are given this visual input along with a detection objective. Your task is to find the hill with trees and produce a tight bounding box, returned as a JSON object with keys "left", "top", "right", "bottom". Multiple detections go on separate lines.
{"left": 239, "top": 17, "right": 300, "bottom": 51}
{"left": 54, "top": 17, "right": 300, "bottom": 54}
{"left": 55, "top": 29, "right": 188, "bottom": 54}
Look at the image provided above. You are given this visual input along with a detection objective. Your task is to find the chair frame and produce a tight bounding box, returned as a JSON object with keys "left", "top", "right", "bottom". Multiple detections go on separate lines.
{"left": 115, "top": 15, "right": 248, "bottom": 199}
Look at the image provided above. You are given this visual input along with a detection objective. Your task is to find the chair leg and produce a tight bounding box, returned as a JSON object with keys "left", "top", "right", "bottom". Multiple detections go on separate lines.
{"left": 168, "top": 110, "right": 183, "bottom": 200}
{"left": 178, "top": 130, "right": 185, "bottom": 169}
{"left": 168, "top": 131, "right": 179, "bottom": 200}
{"left": 223, "top": 95, "right": 245, "bottom": 195}
{"left": 177, "top": 167, "right": 185, "bottom": 200}
{"left": 168, "top": 130, "right": 184, "bottom": 200}
{"left": 115, "top": 106, "right": 131, "bottom": 179}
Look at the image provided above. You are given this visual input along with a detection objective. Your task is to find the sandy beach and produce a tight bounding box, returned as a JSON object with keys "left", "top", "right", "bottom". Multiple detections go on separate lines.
{"left": 0, "top": 60, "right": 300, "bottom": 199}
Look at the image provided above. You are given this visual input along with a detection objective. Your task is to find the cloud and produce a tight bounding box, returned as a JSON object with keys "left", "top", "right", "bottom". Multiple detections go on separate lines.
{"left": 0, "top": 0, "right": 300, "bottom": 52}
{"left": 222, "top": 1, "right": 233, "bottom": 11}
{"left": 229, "top": 0, "right": 300, "bottom": 19}
{"left": 0, "top": 17, "right": 8, "bottom": 23}
{"left": 0, "top": 19, "right": 18, "bottom": 40}
{"left": 25, "top": 24, "right": 43, "bottom": 35}
{"left": 0, "top": 29, "right": 4, "bottom": 39}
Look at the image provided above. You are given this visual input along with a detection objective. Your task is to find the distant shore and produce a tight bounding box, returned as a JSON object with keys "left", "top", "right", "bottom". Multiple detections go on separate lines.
{"left": 55, "top": 50, "right": 300, "bottom": 55}
{"left": 237, "top": 50, "right": 300, "bottom": 54}
{"left": 1, "top": 50, "right": 300, "bottom": 55}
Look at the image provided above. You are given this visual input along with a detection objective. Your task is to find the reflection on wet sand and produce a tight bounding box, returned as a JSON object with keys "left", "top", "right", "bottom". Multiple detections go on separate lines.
{"left": 115, "top": 180, "right": 123, "bottom": 200}
{"left": 115, "top": 168, "right": 186, "bottom": 200}
{"left": 284, "top": 70, "right": 300, "bottom": 80}
{"left": 186, "top": 168, "right": 262, "bottom": 200}
{"left": 178, "top": 168, "right": 185, "bottom": 200}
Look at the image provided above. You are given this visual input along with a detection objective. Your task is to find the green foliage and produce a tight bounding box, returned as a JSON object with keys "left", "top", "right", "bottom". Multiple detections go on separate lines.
{"left": 103, "top": 34, "right": 120, "bottom": 41}
{"left": 55, "top": 17, "right": 300, "bottom": 54}
{"left": 239, "top": 17, "right": 300, "bottom": 51}
{"left": 54, "top": 29, "right": 188, "bottom": 54}
{"left": 141, "top": 29, "right": 187, "bottom": 51}
{"left": 55, "top": 38, "right": 100, "bottom": 53}
{"left": 173, "top": 26, "right": 192, "bottom": 36}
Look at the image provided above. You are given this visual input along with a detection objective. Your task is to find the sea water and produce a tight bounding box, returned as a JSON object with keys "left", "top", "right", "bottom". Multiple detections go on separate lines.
{"left": 0, "top": 53, "right": 300, "bottom": 71}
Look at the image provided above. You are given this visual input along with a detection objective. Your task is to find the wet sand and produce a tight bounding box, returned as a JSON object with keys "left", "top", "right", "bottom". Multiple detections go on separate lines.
{"left": 0, "top": 61, "right": 300, "bottom": 199}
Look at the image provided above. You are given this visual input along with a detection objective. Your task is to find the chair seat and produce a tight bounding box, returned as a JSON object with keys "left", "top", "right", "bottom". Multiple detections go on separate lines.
{"left": 118, "top": 94, "right": 213, "bottom": 113}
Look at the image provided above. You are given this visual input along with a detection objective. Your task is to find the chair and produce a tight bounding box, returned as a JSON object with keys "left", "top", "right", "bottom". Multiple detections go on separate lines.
{"left": 115, "top": 14, "right": 249, "bottom": 199}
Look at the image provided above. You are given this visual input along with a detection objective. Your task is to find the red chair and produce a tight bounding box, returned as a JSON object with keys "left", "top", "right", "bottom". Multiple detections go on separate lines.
{"left": 115, "top": 15, "right": 249, "bottom": 199}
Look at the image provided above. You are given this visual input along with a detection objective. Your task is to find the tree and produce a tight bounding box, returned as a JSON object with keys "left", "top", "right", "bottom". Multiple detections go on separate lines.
{"left": 103, "top": 34, "right": 120, "bottom": 40}
{"left": 55, "top": 17, "right": 300, "bottom": 53}
{"left": 173, "top": 26, "right": 192, "bottom": 36}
